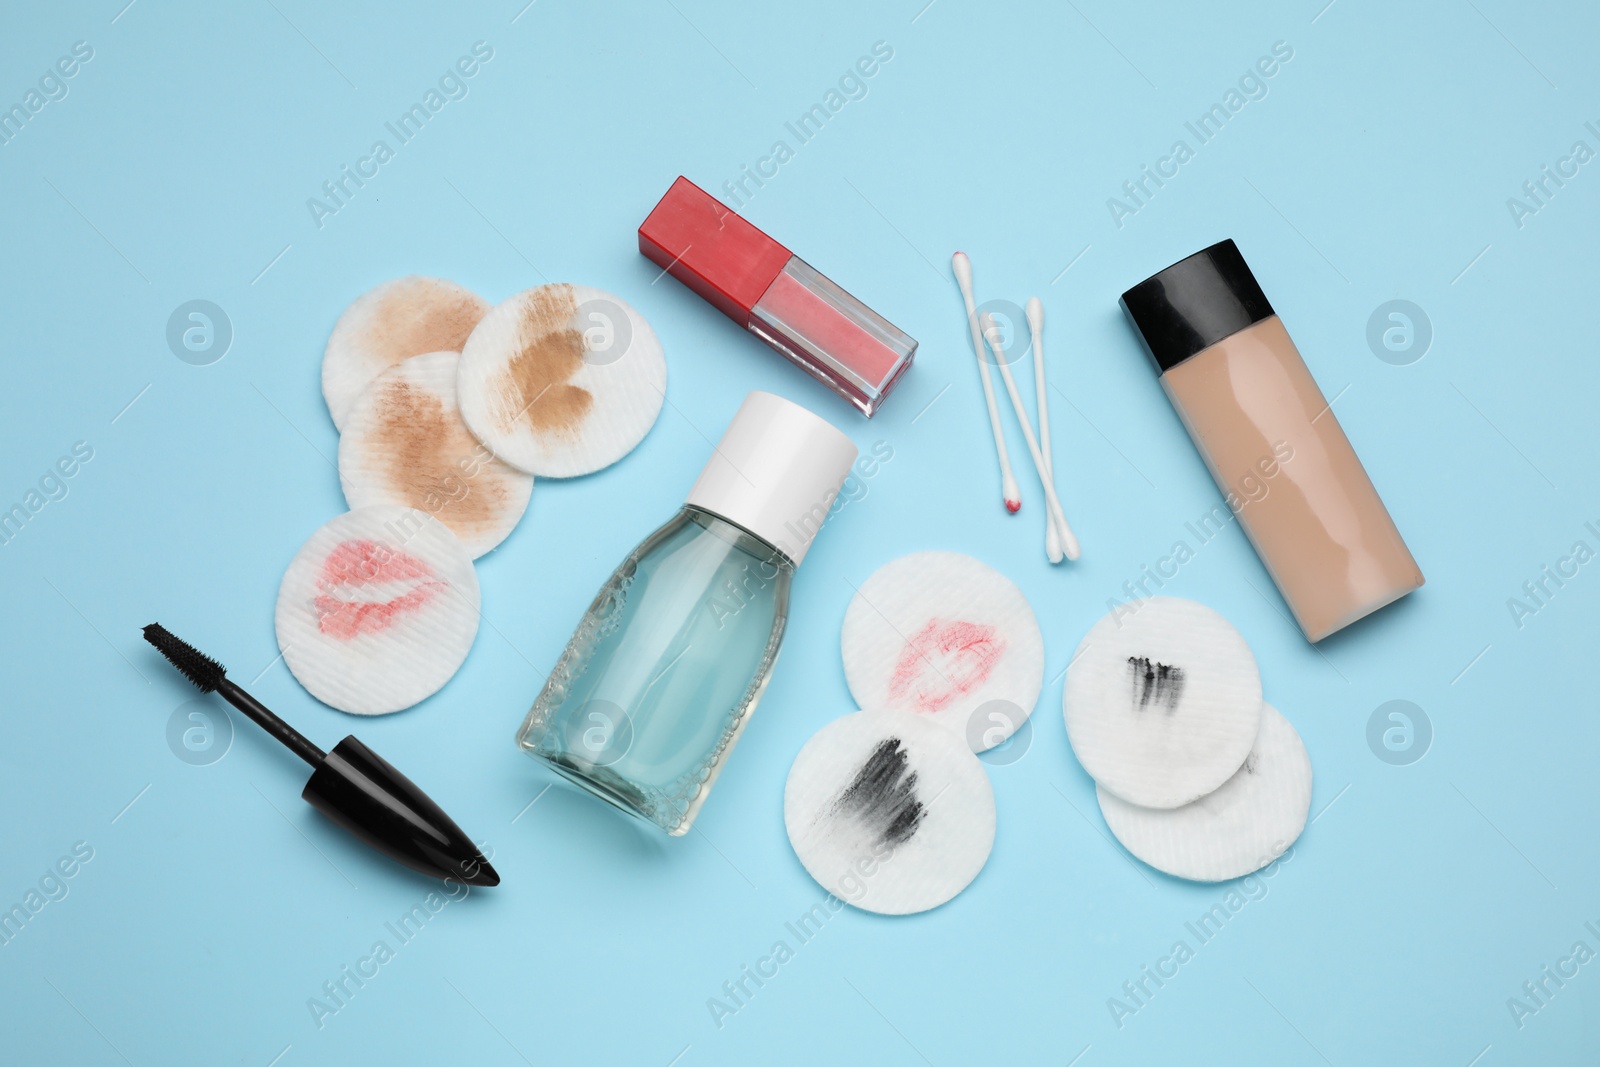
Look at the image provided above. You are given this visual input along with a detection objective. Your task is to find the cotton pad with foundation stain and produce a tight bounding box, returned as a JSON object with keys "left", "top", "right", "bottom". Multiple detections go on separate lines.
{"left": 456, "top": 284, "right": 666, "bottom": 477}
{"left": 322, "top": 276, "right": 491, "bottom": 431}
{"left": 841, "top": 551, "right": 1043, "bottom": 752}
{"left": 338, "top": 351, "right": 533, "bottom": 558}
{"left": 1097, "top": 703, "right": 1312, "bottom": 881}
{"left": 784, "top": 708, "right": 995, "bottom": 915}
{"left": 275, "top": 506, "right": 481, "bottom": 715}
{"left": 1064, "top": 597, "right": 1262, "bottom": 809}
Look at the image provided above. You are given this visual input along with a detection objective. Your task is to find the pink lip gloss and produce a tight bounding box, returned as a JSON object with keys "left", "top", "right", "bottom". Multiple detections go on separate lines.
{"left": 638, "top": 176, "right": 916, "bottom": 417}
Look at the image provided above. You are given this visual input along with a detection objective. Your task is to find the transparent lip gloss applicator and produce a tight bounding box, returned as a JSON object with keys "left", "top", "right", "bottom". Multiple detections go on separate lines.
{"left": 638, "top": 176, "right": 916, "bottom": 417}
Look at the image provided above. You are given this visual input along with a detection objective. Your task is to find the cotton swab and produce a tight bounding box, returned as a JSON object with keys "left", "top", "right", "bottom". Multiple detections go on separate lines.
{"left": 981, "top": 313, "right": 1081, "bottom": 561}
{"left": 1026, "top": 297, "right": 1063, "bottom": 560}
{"left": 952, "top": 252, "right": 1022, "bottom": 514}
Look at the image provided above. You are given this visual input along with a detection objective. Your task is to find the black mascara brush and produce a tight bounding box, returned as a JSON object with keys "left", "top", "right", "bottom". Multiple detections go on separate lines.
{"left": 142, "top": 623, "right": 499, "bottom": 887}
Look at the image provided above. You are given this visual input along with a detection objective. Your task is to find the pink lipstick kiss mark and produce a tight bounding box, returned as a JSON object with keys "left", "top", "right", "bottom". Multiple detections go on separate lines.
{"left": 886, "top": 618, "right": 1004, "bottom": 714}
{"left": 313, "top": 539, "right": 445, "bottom": 640}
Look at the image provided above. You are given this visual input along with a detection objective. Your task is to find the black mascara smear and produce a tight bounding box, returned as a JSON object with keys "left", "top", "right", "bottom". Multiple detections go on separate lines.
{"left": 831, "top": 738, "right": 925, "bottom": 848}
{"left": 1128, "top": 656, "right": 1186, "bottom": 713}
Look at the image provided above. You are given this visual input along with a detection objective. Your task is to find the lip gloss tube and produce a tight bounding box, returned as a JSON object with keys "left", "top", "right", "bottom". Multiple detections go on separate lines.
{"left": 638, "top": 176, "right": 916, "bottom": 417}
{"left": 1121, "top": 240, "right": 1424, "bottom": 642}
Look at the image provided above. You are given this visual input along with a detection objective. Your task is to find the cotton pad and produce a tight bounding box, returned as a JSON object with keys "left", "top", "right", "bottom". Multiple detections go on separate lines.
{"left": 1064, "top": 597, "right": 1261, "bottom": 809}
{"left": 784, "top": 708, "right": 995, "bottom": 915}
{"left": 456, "top": 284, "right": 666, "bottom": 478}
{"left": 1097, "top": 703, "right": 1312, "bottom": 881}
{"left": 275, "top": 506, "right": 480, "bottom": 715}
{"left": 841, "top": 551, "right": 1043, "bottom": 752}
{"left": 338, "top": 351, "right": 533, "bottom": 558}
{"left": 322, "top": 276, "right": 491, "bottom": 431}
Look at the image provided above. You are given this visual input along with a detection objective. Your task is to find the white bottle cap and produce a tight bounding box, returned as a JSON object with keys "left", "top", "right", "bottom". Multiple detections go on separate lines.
{"left": 685, "top": 391, "right": 859, "bottom": 566}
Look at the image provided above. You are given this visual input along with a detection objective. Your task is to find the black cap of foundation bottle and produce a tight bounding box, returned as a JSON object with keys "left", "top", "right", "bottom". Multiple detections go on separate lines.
{"left": 1120, "top": 239, "right": 1276, "bottom": 374}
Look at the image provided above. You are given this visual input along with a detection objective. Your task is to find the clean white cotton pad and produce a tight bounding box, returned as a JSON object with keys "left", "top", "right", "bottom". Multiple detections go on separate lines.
{"left": 338, "top": 351, "right": 533, "bottom": 559}
{"left": 1064, "top": 597, "right": 1262, "bottom": 809}
{"left": 455, "top": 284, "right": 665, "bottom": 478}
{"left": 322, "top": 276, "right": 491, "bottom": 431}
{"left": 784, "top": 708, "right": 996, "bottom": 915}
{"left": 841, "top": 551, "right": 1043, "bottom": 752}
{"left": 275, "top": 507, "right": 480, "bottom": 715}
{"left": 1097, "top": 703, "right": 1312, "bottom": 881}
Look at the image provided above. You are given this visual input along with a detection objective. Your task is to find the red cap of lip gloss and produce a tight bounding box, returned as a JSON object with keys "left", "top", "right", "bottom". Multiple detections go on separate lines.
{"left": 639, "top": 177, "right": 916, "bottom": 417}
{"left": 638, "top": 177, "right": 792, "bottom": 324}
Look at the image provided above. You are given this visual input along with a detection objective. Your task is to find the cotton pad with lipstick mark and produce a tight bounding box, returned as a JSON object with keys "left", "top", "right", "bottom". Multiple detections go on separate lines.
{"left": 338, "top": 352, "right": 533, "bottom": 558}
{"left": 1064, "top": 597, "right": 1262, "bottom": 809}
{"left": 841, "top": 551, "right": 1043, "bottom": 752}
{"left": 1097, "top": 703, "right": 1312, "bottom": 881}
{"left": 322, "top": 276, "right": 491, "bottom": 431}
{"left": 456, "top": 284, "right": 666, "bottom": 477}
{"left": 784, "top": 708, "right": 995, "bottom": 915}
{"left": 275, "top": 507, "right": 480, "bottom": 715}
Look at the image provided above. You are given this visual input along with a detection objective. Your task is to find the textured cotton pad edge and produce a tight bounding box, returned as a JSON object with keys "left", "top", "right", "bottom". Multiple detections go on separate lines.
{"left": 275, "top": 506, "right": 481, "bottom": 715}
{"left": 1096, "top": 703, "right": 1313, "bottom": 882}
{"left": 840, "top": 551, "right": 1044, "bottom": 752}
{"left": 322, "top": 276, "right": 491, "bottom": 431}
{"left": 784, "top": 708, "right": 996, "bottom": 915}
{"left": 1064, "top": 596, "right": 1263, "bottom": 809}
{"left": 338, "top": 351, "right": 534, "bottom": 559}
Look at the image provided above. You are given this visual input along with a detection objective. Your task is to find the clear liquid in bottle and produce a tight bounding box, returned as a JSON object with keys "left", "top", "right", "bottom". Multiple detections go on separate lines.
{"left": 513, "top": 390, "right": 860, "bottom": 835}
{"left": 516, "top": 507, "right": 792, "bottom": 835}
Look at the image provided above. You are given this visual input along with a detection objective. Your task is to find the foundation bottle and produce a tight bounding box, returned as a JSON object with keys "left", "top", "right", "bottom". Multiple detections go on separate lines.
{"left": 1120, "top": 240, "right": 1423, "bottom": 642}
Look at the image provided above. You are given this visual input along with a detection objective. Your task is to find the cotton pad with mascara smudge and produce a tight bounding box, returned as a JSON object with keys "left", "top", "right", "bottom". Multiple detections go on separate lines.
{"left": 784, "top": 708, "right": 995, "bottom": 915}
{"left": 456, "top": 284, "right": 666, "bottom": 478}
{"left": 1064, "top": 597, "right": 1262, "bottom": 809}
{"left": 338, "top": 351, "right": 533, "bottom": 559}
{"left": 275, "top": 506, "right": 480, "bottom": 716}
{"left": 322, "top": 276, "right": 491, "bottom": 431}
{"left": 841, "top": 551, "right": 1043, "bottom": 753}
{"left": 1097, "top": 703, "right": 1312, "bottom": 881}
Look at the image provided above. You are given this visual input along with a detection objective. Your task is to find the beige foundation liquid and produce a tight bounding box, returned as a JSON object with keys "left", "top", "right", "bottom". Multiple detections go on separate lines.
{"left": 1121, "top": 240, "right": 1423, "bottom": 642}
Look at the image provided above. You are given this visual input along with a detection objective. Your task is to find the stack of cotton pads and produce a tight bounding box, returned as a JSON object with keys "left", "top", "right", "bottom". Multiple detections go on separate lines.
{"left": 1063, "top": 597, "right": 1312, "bottom": 881}
{"left": 784, "top": 551, "right": 1043, "bottom": 914}
{"left": 275, "top": 276, "right": 666, "bottom": 715}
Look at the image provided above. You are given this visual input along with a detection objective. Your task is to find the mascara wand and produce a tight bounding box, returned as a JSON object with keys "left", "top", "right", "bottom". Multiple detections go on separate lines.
{"left": 142, "top": 623, "right": 499, "bottom": 887}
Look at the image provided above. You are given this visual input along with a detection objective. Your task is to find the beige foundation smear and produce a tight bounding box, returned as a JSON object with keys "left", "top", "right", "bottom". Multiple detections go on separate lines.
{"left": 456, "top": 283, "right": 666, "bottom": 478}
{"left": 496, "top": 285, "right": 593, "bottom": 435}
{"left": 337, "top": 351, "right": 533, "bottom": 558}
{"left": 1122, "top": 241, "right": 1423, "bottom": 642}
{"left": 322, "top": 276, "right": 491, "bottom": 430}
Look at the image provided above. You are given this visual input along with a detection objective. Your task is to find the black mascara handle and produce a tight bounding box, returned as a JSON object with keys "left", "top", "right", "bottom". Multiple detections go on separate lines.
{"left": 218, "top": 677, "right": 325, "bottom": 767}
{"left": 302, "top": 736, "right": 500, "bottom": 887}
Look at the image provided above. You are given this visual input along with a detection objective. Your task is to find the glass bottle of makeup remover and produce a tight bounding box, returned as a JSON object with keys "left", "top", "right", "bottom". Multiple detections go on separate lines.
{"left": 516, "top": 391, "right": 858, "bottom": 835}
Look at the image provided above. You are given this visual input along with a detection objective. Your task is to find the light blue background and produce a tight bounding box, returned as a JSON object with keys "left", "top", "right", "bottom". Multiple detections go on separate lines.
{"left": 2, "top": 0, "right": 1596, "bottom": 1063}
